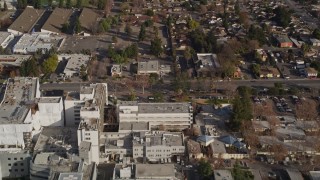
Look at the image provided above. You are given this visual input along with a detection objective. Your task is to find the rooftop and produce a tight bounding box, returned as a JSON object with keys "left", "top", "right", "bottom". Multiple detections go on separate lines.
{"left": 119, "top": 101, "right": 192, "bottom": 114}
{"left": 0, "top": 77, "right": 39, "bottom": 124}
{"left": 119, "top": 122, "right": 149, "bottom": 131}
{"left": 79, "top": 8, "right": 99, "bottom": 33}
{"left": 187, "top": 139, "right": 202, "bottom": 154}
{"left": 34, "top": 127, "right": 78, "bottom": 153}
{"left": 13, "top": 33, "right": 64, "bottom": 53}
{"left": 135, "top": 164, "right": 175, "bottom": 178}
{"left": 0, "top": 55, "right": 31, "bottom": 67}
{"left": 8, "top": 7, "right": 45, "bottom": 33}
{"left": 58, "top": 173, "right": 83, "bottom": 180}
{"left": 59, "top": 54, "right": 91, "bottom": 74}
{"left": 210, "top": 139, "right": 226, "bottom": 154}
{"left": 196, "top": 53, "right": 220, "bottom": 68}
{"left": 41, "top": 8, "right": 73, "bottom": 34}
{"left": 138, "top": 60, "right": 159, "bottom": 73}
{"left": 80, "top": 86, "right": 94, "bottom": 95}
{"left": 79, "top": 118, "right": 98, "bottom": 131}
{"left": 0, "top": 32, "right": 13, "bottom": 47}
{"left": 133, "top": 131, "right": 184, "bottom": 147}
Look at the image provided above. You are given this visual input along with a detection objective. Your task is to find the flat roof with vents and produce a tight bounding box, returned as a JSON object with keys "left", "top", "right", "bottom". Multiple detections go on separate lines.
{"left": 8, "top": 7, "right": 45, "bottom": 34}
{"left": 41, "top": 8, "right": 73, "bottom": 34}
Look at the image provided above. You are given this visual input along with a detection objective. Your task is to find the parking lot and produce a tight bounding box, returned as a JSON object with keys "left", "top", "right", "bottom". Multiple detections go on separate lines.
{"left": 60, "top": 35, "right": 112, "bottom": 54}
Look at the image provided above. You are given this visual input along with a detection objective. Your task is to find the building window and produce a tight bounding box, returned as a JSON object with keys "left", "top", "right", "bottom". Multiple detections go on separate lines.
{"left": 85, "top": 137, "right": 91, "bottom": 140}
{"left": 15, "top": 169, "right": 18, "bottom": 172}
{"left": 8, "top": 164, "right": 11, "bottom": 166}
{"left": 8, "top": 158, "right": 11, "bottom": 160}
{"left": 9, "top": 170, "right": 11, "bottom": 172}
{"left": 14, "top": 163, "right": 17, "bottom": 166}
{"left": 85, "top": 133, "right": 90, "bottom": 136}
{"left": 20, "top": 163, "right": 24, "bottom": 166}
{"left": 14, "top": 158, "right": 17, "bottom": 160}
{"left": 20, "top": 157, "right": 23, "bottom": 160}
{"left": 21, "top": 169, "right": 24, "bottom": 172}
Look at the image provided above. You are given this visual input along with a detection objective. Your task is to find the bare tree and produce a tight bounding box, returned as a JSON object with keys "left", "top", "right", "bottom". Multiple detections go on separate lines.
{"left": 296, "top": 99, "right": 319, "bottom": 121}
{"left": 135, "top": 74, "right": 149, "bottom": 94}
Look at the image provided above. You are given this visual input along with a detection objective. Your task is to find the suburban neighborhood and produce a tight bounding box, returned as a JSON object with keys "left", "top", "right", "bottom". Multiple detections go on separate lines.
{"left": 0, "top": 0, "right": 320, "bottom": 180}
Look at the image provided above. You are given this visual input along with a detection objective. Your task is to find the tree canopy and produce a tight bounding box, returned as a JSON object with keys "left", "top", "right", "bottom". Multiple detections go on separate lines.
{"left": 313, "top": 28, "right": 320, "bottom": 39}
{"left": 42, "top": 54, "right": 58, "bottom": 74}
{"left": 138, "top": 24, "right": 146, "bottom": 41}
{"left": 231, "top": 162, "right": 254, "bottom": 180}
{"left": 273, "top": 7, "right": 292, "bottom": 27}
{"left": 20, "top": 57, "right": 39, "bottom": 77}
{"left": 198, "top": 159, "right": 213, "bottom": 179}
{"left": 150, "top": 38, "right": 163, "bottom": 57}
{"left": 188, "top": 29, "right": 218, "bottom": 53}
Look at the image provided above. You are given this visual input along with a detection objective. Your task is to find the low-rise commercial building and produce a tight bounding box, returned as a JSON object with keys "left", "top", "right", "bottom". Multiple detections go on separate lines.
{"left": 13, "top": 33, "right": 65, "bottom": 54}
{"left": 0, "top": 55, "right": 31, "bottom": 74}
{"left": 194, "top": 53, "right": 220, "bottom": 77}
{"left": 58, "top": 54, "right": 91, "bottom": 77}
{"left": 8, "top": 7, "right": 45, "bottom": 36}
{"left": 41, "top": 8, "right": 73, "bottom": 34}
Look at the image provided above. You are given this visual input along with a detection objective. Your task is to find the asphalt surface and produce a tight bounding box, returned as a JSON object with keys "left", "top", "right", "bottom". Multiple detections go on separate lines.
{"left": 40, "top": 78, "right": 320, "bottom": 92}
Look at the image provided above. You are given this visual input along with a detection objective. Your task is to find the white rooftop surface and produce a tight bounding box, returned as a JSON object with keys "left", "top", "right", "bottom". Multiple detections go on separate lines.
{"left": 119, "top": 101, "right": 192, "bottom": 114}
{"left": 214, "top": 170, "right": 234, "bottom": 180}
{"left": 138, "top": 60, "right": 159, "bottom": 72}
{"left": 0, "top": 32, "right": 14, "bottom": 48}
{"left": 58, "top": 54, "right": 91, "bottom": 74}
{"left": 197, "top": 53, "right": 220, "bottom": 68}
{"left": 13, "top": 33, "right": 53, "bottom": 53}
{"left": 58, "top": 173, "right": 83, "bottom": 180}
{"left": 135, "top": 164, "right": 175, "bottom": 178}
{"left": 133, "top": 132, "right": 183, "bottom": 147}
{"left": 0, "top": 55, "right": 31, "bottom": 67}
{"left": 210, "top": 139, "right": 226, "bottom": 153}
{"left": 0, "top": 77, "right": 38, "bottom": 124}
{"left": 309, "top": 171, "right": 320, "bottom": 180}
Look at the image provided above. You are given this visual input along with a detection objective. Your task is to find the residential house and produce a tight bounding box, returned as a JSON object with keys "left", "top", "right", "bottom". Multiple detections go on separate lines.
{"left": 41, "top": 8, "right": 73, "bottom": 34}
{"left": 194, "top": 53, "right": 220, "bottom": 77}
{"left": 305, "top": 67, "right": 318, "bottom": 78}
{"left": 111, "top": 64, "right": 122, "bottom": 77}
{"left": 259, "top": 67, "right": 281, "bottom": 78}
{"left": 274, "top": 35, "right": 293, "bottom": 48}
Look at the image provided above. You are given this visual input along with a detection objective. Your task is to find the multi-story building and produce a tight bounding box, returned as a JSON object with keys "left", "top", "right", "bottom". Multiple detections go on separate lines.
{"left": 117, "top": 101, "right": 193, "bottom": 132}
{"left": 65, "top": 83, "right": 108, "bottom": 127}
{"left": 0, "top": 151, "right": 31, "bottom": 179}
{"left": 105, "top": 131, "right": 185, "bottom": 163}
{"left": 132, "top": 131, "right": 185, "bottom": 162}
{"left": 58, "top": 54, "right": 91, "bottom": 78}
{"left": 30, "top": 153, "right": 97, "bottom": 180}
{"left": 0, "top": 77, "right": 64, "bottom": 152}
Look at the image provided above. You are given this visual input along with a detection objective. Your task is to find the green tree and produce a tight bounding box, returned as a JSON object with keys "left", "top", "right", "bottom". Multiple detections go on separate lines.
{"left": 61, "top": 23, "right": 70, "bottom": 33}
{"left": 124, "top": 44, "right": 138, "bottom": 58}
{"left": 234, "top": 0, "right": 240, "bottom": 14}
{"left": 153, "top": 92, "right": 164, "bottom": 102}
{"left": 198, "top": 159, "right": 212, "bottom": 179}
{"left": 145, "top": 9, "right": 154, "bottom": 16}
{"left": 125, "top": 24, "right": 132, "bottom": 36}
{"left": 48, "top": 0, "right": 53, "bottom": 6}
{"left": 231, "top": 162, "right": 254, "bottom": 180}
{"left": 20, "top": 57, "right": 39, "bottom": 76}
{"left": 3, "top": 1, "right": 8, "bottom": 11}
{"left": 273, "top": 7, "right": 291, "bottom": 27}
{"left": 187, "top": 19, "right": 199, "bottom": 30}
{"left": 138, "top": 24, "right": 146, "bottom": 41}
{"left": 74, "top": 17, "right": 82, "bottom": 34}
{"left": 97, "top": 0, "right": 105, "bottom": 9}
{"left": 76, "top": 0, "right": 82, "bottom": 8}
{"left": 250, "top": 64, "right": 260, "bottom": 77}
{"left": 150, "top": 38, "right": 163, "bottom": 57}
{"left": 33, "top": 0, "right": 41, "bottom": 9}
{"left": 313, "top": 28, "right": 320, "bottom": 39}
{"left": 230, "top": 88, "right": 253, "bottom": 131}
{"left": 42, "top": 54, "right": 58, "bottom": 74}
{"left": 66, "top": 0, "right": 71, "bottom": 8}
{"left": 58, "top": 0, "right": 64, "bottom": 7}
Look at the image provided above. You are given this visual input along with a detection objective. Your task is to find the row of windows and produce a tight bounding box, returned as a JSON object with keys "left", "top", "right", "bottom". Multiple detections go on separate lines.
{"left": 8, "top": 158, "right": 24, "bottom": 161}
{"left": 9, "top": 169, "right": 24, "bottom": 172}
{"left": 8, "top": 163, "right": 24, "bottom": 166}
{"left": 147, "top": 149, "right": 170, "bottom": 153}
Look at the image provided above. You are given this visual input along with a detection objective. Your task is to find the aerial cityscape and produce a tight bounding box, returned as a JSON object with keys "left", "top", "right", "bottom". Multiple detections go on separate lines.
{"left": 0, "top": 0, "right": 320, "bottom": 179}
